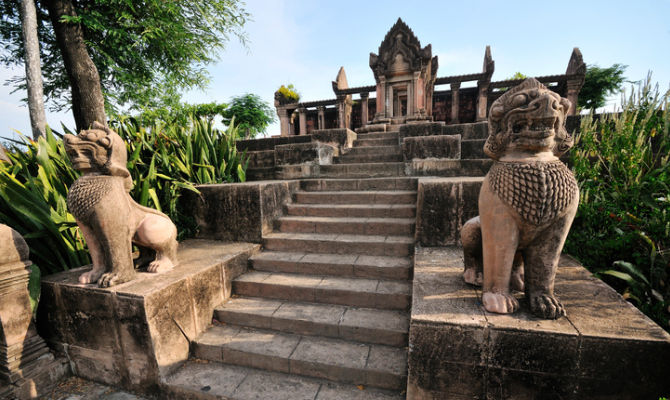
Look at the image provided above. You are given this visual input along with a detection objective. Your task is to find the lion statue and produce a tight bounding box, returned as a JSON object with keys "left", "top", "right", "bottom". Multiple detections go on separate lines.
{"left": 460, "top": 78, "right": 579, "bottom": 319}
{"left": 64, "top": 122, "right": 178, "bottom": 287}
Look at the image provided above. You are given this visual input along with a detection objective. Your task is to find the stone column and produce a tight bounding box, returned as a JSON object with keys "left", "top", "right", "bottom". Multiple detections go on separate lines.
{"left": 277, "top": 107, "right": 291, "bottom": 137}
{"left": 298, "top": 107, "right": 307, "bottom": 135}
{"left": 376, "top": 77, "right": 386, "bottom": 118}
{"left": 566, "top": 81, "right": 581, "bottom": 116}
{"left": 317, "top": 106, "right": 325, "bottom": 129}
{"left": 360, "top": 93, "right": 369, "bottom": 126}
{"left": 336, "top": 96, "right": 345, "bottom": 129}
{"left": 450, "top": 82, "right": 461, "bottom": 124}
{"left": 476, "top": 81, "right": 489, "bottom": 121}
{"left": 0, "top": 224, "right": 66, "bottom": 399}
{"left": 387, "top": 85, "right": 394, "bottom": 118}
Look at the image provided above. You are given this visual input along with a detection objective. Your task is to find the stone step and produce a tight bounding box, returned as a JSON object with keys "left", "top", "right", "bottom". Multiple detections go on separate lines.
{"left": 191, "top": 325, "right": 407, "bottom": 390}
{"left": 345, "top": 145, "right": 401, "bottom": 156}
{"left": 336, "top": 153, "right": 403, "bottom": 164}
{"left": 275, "top": 216, "right": 415, "bottom": 236}
{"left": 286, "top": 203, "right": 416, "bottom": 218}
{"left": 300, "top": 177, "right": 417, "bottom": 192}
{"left": 164, "top": 361, "right": 405, "bottom": 399}
{"left": 294, "top": 190, "right": 416, "bottom": 205}
{"left": 214, "top": 297, "right": 409, "bottom": 346}
{"left": 250, "top": 251, "right": 412, "bottom": 280}
{"left": 461, "top": 139, "right": 486, "bottom": 159}
{"left": 355, "top": 132, "right": 400, "bottom": 141}
{"left": 263, "top": 232, "right": 414, "bottom": 257}
{"left": 245, "top": 167, "right": 275, "bottom": 181}
{"left": 318, "top": 162, "right": 406, "bottom": 178}
{"left": 355, "top": 138, "right": 398, "bottom": 147}
{"left": 233, "top": 271, "right": 411, "bottom": 310}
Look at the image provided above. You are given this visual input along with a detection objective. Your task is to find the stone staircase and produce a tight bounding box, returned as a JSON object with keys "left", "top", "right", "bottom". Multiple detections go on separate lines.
{"left": 165, "top": 173, "right": 417, "bottom": 399}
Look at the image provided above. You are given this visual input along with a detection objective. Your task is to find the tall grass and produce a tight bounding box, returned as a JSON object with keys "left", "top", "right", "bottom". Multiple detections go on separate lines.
{"left": 0, "top": 117, "right": 248, "bottom": 277}
{"left": 567, "top": 76, "right": 669, "bottom": 330}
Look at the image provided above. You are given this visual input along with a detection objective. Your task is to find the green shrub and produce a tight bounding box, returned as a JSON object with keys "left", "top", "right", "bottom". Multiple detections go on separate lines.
{"left": 566, "top": 76, "right": 669, "bottom": 330}
{"left": 0, "top": 117, "right": 248, "bottom": 278}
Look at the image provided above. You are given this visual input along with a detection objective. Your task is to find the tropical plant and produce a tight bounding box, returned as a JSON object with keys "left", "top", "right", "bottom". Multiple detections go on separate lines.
{"left": 0, "top": 117, "right": 248, "bottom": 278}
{"left": 221, "top": 94, "right": 275, "bottom": 139}
{"left": 566, "top": 75, "right": 669, "bottom": 330}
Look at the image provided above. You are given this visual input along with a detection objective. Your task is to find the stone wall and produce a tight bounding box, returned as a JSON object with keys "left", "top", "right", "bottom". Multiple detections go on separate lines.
{"left": 187, "top": 180, "right": 300, "bottom": 243}
{"left": 415, "top": 177, "right": 482, "bottom": 246}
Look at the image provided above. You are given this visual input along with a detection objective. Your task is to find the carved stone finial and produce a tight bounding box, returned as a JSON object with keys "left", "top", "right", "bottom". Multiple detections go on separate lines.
{"left": 0, "top": 224, "right": 67, "bottom": 398}
{"left": 461, "top": 79, "right": 579, "bottom": 319}
{"left": 64, "top": 122, "right": 179, "bottom": 287}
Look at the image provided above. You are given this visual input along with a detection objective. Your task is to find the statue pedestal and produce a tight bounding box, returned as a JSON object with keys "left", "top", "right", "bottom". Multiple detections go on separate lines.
{"left": 408, "top": 247, "right": 670, "bottom": 399}
{"left": 37, "top": 240, "right": 260, "bottom": 393}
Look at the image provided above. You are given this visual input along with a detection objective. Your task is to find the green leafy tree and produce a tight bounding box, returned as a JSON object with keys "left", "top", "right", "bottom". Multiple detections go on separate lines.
{"left": 221, "top": 94, "right": 275, "bottom": 139}
{"left": 578, "top": 64, "right": 628, "bottom": 110}
{"left": 0, "top": 0, "right": 248, "bottom": 130}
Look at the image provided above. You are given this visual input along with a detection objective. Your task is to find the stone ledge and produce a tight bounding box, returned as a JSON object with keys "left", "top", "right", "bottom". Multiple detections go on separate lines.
{"left": 187, "top": 180, "right": 300, "bottom": 243}
{"left": 408, "top": 247, "right": 670, "bottom": 399}
{"left": 37, "top": 240, "right": 260, "bottom": 393}
{"left": 402, "top": 135, "right": 461, "bottom": 161}
{"left": 415, "top": 177, "right": 483, "bottom": 247}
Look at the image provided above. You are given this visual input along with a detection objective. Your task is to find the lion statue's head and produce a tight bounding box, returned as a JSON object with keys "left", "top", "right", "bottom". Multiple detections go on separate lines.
{"left": 64, "top": 121, "right": 132, "bottom": 191}
{"left": 485, "top": 78, "right": 573, "bottom": 160}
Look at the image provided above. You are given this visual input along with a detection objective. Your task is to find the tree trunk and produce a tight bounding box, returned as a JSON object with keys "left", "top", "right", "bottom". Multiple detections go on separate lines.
{"left": 20, "top": 0, "right": 47, "bottom": 140}
{"left": 46, "top": 0, "right": 107, "bottom": 131}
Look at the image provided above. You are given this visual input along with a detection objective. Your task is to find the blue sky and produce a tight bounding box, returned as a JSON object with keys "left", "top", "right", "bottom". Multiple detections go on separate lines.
{"left": 1, "top": 0, "right": 669, "bottom": 139}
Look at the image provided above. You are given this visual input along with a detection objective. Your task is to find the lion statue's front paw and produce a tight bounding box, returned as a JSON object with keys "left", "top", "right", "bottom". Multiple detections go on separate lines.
{"left": 147, "top": 257, "right": 175, "bottom": 273}
{"left": 529, "top": 293, "right": 566, "bottom": 319}
{"left": 482, "top": 291, "right": 519, "bottom": 314}
{"left": 98, "top": 271, "right": 134, "bottom": 288}
{"left": 79, "top": 269, "right": 103, "bottom": 284}
{"left": 463, "top": 268, "right": 483, "bottom": 286}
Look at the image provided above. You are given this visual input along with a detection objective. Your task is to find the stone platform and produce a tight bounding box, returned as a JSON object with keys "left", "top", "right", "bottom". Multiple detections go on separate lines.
{"left": 408, "top": 247, "right": 670, "bottom": 399}
{"left": 37, "top": 240, "right": 260, "bottom": 394}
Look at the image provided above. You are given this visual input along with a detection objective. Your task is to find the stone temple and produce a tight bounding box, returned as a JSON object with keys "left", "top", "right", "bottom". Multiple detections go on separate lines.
{"left": 275, "top": 18, "right": 586, "bottom": 136}
{"left": 22, "top": 17, "right": 669, "bottom": 400}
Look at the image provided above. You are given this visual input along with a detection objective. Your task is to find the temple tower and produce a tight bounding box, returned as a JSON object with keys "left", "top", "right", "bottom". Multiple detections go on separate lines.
{"left": 369, "top": 18, "right": 438, "bottom": 125}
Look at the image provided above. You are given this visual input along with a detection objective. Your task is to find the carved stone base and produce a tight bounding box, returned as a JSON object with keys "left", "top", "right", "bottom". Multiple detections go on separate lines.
{"left": 37, "top": 240, "right": 260, "bottom": 393}
{"left": 408, "top": 247, "right": 670, "bottom": 399}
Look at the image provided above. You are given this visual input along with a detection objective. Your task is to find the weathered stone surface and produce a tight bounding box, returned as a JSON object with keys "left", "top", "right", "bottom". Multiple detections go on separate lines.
{"left": 246, "top": 150, "right": 275, "bottom": 169}
{"left": 407, "top": 247, "right": 670, "bottom": 399}
{"left": 311, "top": 128, "right": 357, "bottom": 149}
{"left": 402, "top": 134, "right": 461, "bottom": 160}
{"left": 187, "top": 180, "right": 299, "bottom": 243}
{"left": 0, "top": 224, "right": 68, "bottom": 399}
{"left": 415, "top": 177, "right": 483, "bottom": 246}
{"left": 37, "top": 240, "right": 260, "bottom": 393}
{"left": 274, "top": 142, "right": 337, "bottom": 166}
{"left": 408, "top": 159, "right": 493, "bottom": 177}
{"left": 236, "top": 135, "right": 311, "bottom": 152}
{"left": 441, "top": 121, "right": 489, "bottom": 139}
{"left": 398, "top": 122, "right": 444, "bottom": 140}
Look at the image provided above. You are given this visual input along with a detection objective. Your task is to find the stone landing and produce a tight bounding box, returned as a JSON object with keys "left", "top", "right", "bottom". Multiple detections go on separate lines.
{"left": 408, "top": 247, "right": 670, "bottom": 399}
